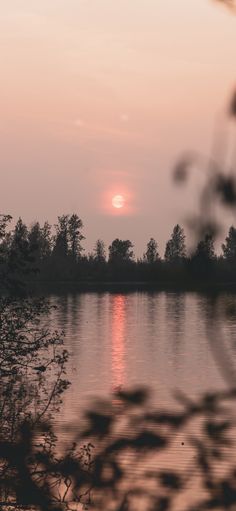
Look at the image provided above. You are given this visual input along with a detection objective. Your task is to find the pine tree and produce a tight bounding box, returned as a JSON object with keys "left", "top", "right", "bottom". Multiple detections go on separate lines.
{"left": 53, "top": 215, "right": 69, "bottom": 259}
{"left": 9, "top": 217, "right": 32, "bottom": 278}
{"left": 222, "top": 226, "right": 236, "bottom": 261}
{"left": 68, "top": 214, "right": 84, "bottom": 260}
{"left": 164, "top": 225, "right": 186, "bottom": 262}
{"left": 41, "top": 221, "right": 52, "bottom": 259}
{"left": 195, "top": 233, "right": 215, "bottom": 261}
{"left": 28, "top": 222, "right": 42, "bottom": 262}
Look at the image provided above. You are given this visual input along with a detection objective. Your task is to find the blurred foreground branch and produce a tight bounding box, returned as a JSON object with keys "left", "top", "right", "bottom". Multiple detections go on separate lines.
{"left": 1, "top": 388, "right": 236, "bottom": 510}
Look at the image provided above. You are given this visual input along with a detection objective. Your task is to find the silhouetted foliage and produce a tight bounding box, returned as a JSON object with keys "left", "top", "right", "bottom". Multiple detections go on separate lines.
{"left": 2, "top": 386, "right": 236, "bottom": 510}
{"left": 222, "top": 226, "right": 236, "bottom": 262}
{"left": 173, "top": 88, "right": 236, "bottom": 247}
{"left": 94, "top": 239, "right": 106, "bottom": 263}
{"left": 215, "top": 0, "right": 236, "bottom": 11}
{"left": 144, "top": 238, "right": 159, "bottom": 264}
{"left": 189, "top": 233, "right": 216, "bottom": 278}
{"left": 5, "top": 214, "right": 236, "bottom": 289}
{"left": 195, "top": 233, "right": 216, "bottom": 261}
{"left": 0, "top": 297, "right": 69, "bottom": 434}
{"left": 68, "top": 213, "right": 84, "bottom": 260}
{"left": 108, "top": 239, "right": 134, "bottom": 264}
{"left": 164, "top": 225, "right": 186, "bottom": 263}
{"left": 0, "top": 236, "right": 71, "bottom": 508}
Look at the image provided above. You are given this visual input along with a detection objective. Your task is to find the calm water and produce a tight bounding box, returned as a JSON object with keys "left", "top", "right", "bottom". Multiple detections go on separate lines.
{"left": 43, "top": 291, "right": 236, "bottom": 508}
{"left": 46, "top": 291, "right": 236, "bottom": 425}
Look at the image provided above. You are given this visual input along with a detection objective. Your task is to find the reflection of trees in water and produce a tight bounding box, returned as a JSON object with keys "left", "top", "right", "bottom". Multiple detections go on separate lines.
{"left": 146, "top": 292, "right": 160, "bottom": 342}
{"left": 165, "top": 293, "right": 186, "bottom": 354}
{"left": 199, "top": 294, "right": 236, "bottom": 387}
{"left": 55, "top": 294, "right": 70, "bottom": 334}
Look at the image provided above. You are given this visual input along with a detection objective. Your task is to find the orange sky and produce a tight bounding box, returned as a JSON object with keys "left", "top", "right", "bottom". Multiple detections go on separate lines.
{"left": 1, "top": 0, "right": 236, "bottom": 255}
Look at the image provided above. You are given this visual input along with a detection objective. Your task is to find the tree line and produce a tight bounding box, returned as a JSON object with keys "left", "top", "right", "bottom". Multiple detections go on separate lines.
{"left": 2, "top": 214, "right": 236, "bottom": 287}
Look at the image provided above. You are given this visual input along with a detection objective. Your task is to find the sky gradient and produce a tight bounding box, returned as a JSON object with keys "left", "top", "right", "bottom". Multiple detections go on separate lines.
{"left": 1, "top": 0, "right": 236, "bottom": 256}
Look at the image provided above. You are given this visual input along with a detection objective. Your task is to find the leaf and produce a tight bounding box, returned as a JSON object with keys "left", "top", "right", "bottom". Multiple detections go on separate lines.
{"left": 214, "top": 174, "right": 236, "bottom": 206}
{"left": 159, "top": 471, "right": 182, "bottom": 491}
{"left": 83, "top": 411, "right": 113, "bottom": 438}
{"left": 116, "top": 388, "right": 149, "bottom": 405}
{"left": 173, "top": 158, "right": 191, "bottom": 184}
{"left": 229, "top": 89, "right": 236, "bottom": 118}
{"left": 215, "top": 0, "right": 236, "bottom": 12}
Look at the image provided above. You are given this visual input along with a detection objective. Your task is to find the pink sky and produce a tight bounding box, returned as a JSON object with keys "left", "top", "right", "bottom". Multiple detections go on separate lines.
{"left": 0, "top": 0, "right": 236, "bottom": 256}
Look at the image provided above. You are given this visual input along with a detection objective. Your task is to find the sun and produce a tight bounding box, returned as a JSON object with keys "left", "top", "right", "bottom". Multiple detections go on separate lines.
{"left": 112, "top": 194, "right": 125, "bottom": 209}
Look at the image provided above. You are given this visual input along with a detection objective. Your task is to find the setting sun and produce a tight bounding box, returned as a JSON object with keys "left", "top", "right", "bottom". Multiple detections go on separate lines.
{"left": 112, "top": 194, "right": 125, "bottom": 209}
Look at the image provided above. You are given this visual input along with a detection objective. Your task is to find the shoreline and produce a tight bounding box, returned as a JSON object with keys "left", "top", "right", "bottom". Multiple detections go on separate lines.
{"left": 24, "top": 280, "right": 236, "bottom": 294}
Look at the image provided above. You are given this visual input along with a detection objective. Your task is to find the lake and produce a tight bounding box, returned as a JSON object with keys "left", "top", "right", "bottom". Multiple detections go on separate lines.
{"left": 20, "top": 291, "right": 236, "bottom": 508}
{"left": 46, "top": 291, "right": 236, "bottom": 426}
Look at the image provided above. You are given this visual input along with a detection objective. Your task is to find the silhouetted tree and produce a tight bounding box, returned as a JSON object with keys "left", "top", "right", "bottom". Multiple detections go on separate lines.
{"left": 195, "top": 233, "right": 216, "bottom": 261}
{"left": 164, "top": 225, "right": 186, "bottom": 263}
{"left": 8, "top": 217, "right": 34, "bottom": 284}
{"left": 11, "top": 217, "right": 28, "bottom": 252}
{"left": 28, "top": 222, "right": 42, "bottom": 264}
{"left": 0, "top": 215, "right": 12, "bottom": 259}
{"left": 41, "top": 221, "right": 52, "bottom": 259}
{"left": 222, "top": 226, "right": 236, "bottom": 262}
{"left": 53, "top": 214, "right": 84, "bottom": 262}
{"left": 0, "top": 214, "right": 12, "bottom": 239}
{"left": 0, "top": 214, "right": 12, "bottom": 290}
{"left": 144, "top": 238, "right": 159, "bottom": 263}
{"left": 189, "top": 234, "right": 216, "bottom": 279}
{"left": 68, "top": 213, "right": 84, "bottom": 260}
{"left": 94, "top": 239, "right": 106, "bottom": 263}
{"left": 108, "top": 239, "right": 134, "bottom": 264}
{"left": 6, "top": 214, "right": 236, "bottom": 287}
{"left": 53, "top": 215, "right": 69, "bottom": 259}
{"left": 0, "top": 298, "right": 69, "bottom": 436}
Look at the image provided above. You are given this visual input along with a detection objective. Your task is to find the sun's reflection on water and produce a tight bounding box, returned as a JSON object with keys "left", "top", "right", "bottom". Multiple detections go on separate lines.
{"left": 111, "top": 294, "right": 126, "bottom": 391}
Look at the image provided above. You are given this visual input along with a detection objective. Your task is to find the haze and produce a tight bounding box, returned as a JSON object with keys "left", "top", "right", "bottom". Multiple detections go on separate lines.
{"left": 1, "top": 0, "right": 236, "bottom": 255}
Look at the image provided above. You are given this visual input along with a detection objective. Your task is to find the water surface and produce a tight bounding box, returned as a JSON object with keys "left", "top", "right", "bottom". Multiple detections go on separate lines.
{"left": 47, "top": 291, "right": 236, "bottom": 425}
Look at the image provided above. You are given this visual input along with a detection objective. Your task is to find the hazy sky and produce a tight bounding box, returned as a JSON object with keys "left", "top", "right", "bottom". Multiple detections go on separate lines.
{"left": 1, "top": 0, "right": 236, "bottom": 255}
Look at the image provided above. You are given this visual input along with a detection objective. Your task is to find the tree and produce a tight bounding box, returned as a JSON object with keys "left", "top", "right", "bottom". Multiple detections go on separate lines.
{"left": 0, "top": 214, "right": 12, "bottom": 240}
{"left": 222, "top": 226, "right": 236, "bottom": 262}
{"left": 53, "top": 215, "right": 69, "bottom": 259}
{"left": 190, "top": 233, "right": 216, "bottom": 278}
{"left": 28, "top": 222, "right": 42, "bottom": 263}
{"left": 195, "top": 233, "right": 216, "bottom": 261}
{"left": 94, "top": 239, "right": 106, "bottom": 263}
{"left": 11, "top": 217, "right": 28, "bottom": 252}
{"left": 68, "top": 214, "right": 84, "bottom": 260}
{"left": 164, "top": 224, "right": 186, "bottom": 262}
{"left": 41, "top": 221, "right": 52, "bottom": 259}
{"left": 0, "top": 298, "right": 69, "bottom": 437}
{"left": 8, "top": 218, "right": 33, "bottom": 283}
{"left": 108, "top": 239, "right": 134, "bottom": 264}
{"left": 143, "top": 238, "right": 159, "bottom": 263}
{"left": 0, "top": 215, "right": 12, "bottom": 290}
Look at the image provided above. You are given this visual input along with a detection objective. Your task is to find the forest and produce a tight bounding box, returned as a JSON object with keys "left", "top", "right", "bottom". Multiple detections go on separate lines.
{"left": 1, "top": 214, "right": 236, "bottom": 290}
